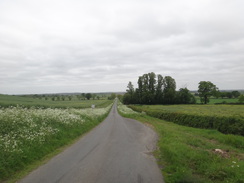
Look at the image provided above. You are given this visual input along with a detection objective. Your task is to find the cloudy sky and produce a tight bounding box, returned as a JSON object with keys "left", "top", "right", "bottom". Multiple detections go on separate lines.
{"left": 0, "top": 0, "right": 244, "bottom": 94}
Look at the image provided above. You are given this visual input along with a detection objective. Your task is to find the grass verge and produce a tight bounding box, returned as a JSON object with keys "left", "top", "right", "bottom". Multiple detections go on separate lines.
{"left": 0, "top": 105, "right": 112, "bottom": 183}
{"left": 118, "top": 104, "right": 244, "bottom": 183}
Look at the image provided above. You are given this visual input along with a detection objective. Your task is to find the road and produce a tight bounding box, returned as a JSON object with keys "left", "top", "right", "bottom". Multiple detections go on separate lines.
{"left": 19, "top": 101, "right": 164, "bottom": 183}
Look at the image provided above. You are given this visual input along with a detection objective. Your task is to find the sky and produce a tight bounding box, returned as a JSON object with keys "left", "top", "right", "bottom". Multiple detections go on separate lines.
{"left": 0, "top": 0, "right": 244, "bottom": 94}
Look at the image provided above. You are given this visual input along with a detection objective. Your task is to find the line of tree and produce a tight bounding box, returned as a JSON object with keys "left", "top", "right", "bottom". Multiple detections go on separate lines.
{"left": 123, "top": 72, "right": 196, "bottom": 105}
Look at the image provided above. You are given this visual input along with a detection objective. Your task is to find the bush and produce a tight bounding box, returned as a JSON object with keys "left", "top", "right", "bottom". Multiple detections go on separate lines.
{"left": 128, "top": 105, "right": 244, "bottom": 136}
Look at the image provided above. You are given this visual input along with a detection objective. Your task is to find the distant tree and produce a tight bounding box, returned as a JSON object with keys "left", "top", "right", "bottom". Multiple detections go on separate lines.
{"left": 232, "top": 91, "right": 241, "bottom": 98}
{"left": 96, "top": 96, "right": 100, "bottom": 100}
{"left": 220, "top": 92, "right": 227, "bottom": 99}
{"left": 198, "top": 81, "right": 218, "bottom": 104}
{"left": 176, "top": 88, "right": 196, "bottom": 104}
{"left": 68, "top": 96, "right": 72, "bottom": 101}
{"left": 108, "top": 93, "right": 116, "bottom": 100}
{"left": 238, "top": 95, "right": 244, "bottom": 103}
{"left": 213, "top": 90, "right": 221, "bottom": 99}
{"left": 123, "top": 81, "right": 135, "bottom": 104}
{"left": 92, "top": 94, "right": 96, "bottom": 100}
{"left": 85, "top": 93, "right": 92, "bottom": 100}
{"left": 61, "top": 96, "right": 65, "bottom": 101}
{"left": 126, "top": 81, "right": 134, "bottom": 95}
{"left": 226, "top": 92, "right": 233, "bottom": 99}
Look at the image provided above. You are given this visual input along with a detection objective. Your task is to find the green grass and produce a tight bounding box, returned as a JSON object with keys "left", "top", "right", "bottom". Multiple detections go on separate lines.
{"left": 196, "top": 97, "right": 239, "bottom": 104}
{"left": 0, "top": 96, "right": 113, "bottom": 182}
{"left": 128, "top": 104, "right": 244, "bottom": 135}
{"left": 0, "top": 94, "right": 112, "bottom": 109}
{"left": 131, "top": 104, "right": 244, "bottom": 118}
{"left": 118, "top": 106, "right": 244, "bottom": 183}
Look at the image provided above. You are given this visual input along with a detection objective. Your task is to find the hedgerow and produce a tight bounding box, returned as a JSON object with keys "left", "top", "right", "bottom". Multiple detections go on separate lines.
{"left": 128, "top": 105, "right": 244, "bottom": 136}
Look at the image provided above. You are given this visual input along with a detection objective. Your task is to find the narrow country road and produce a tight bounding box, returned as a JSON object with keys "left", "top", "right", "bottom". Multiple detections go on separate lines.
{"left": 19, "top": 101, "right": 164, "bottom": 183}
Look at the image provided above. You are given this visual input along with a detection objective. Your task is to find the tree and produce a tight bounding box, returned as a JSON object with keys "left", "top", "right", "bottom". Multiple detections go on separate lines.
{"left": 198, "top": 81, "right": 218, "bottom": 104}
{"left": 126, "top": 81, "right": 134, "bottom": 95}
{"left": 155, "top": 74, "right": 164, "bottom": 104}
{"left": 163, "top": 76, "right": 176, "bottom": 104}
{"left": 177, "top": 88, "right": 196, "bottom": 104}
{"left": 92, "top": 94, "right": 96, "bottom": 100}
{"left": 232, "top": 91, "right": 240, "bottom": 98}
{"left": 238, "top": 95, "right": 244, "bottom": 103}
{"left": 85, "top": 93, "right": 92, "bottom": 100}
{"left": 108, "top": 93, "right": 116, "bottom": 100}
{"left": 123, "top": 81, "right": 136, "bottom": 104}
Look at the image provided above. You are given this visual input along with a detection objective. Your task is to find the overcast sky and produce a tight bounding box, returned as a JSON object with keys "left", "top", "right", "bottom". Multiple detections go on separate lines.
{"left": 0, "top": 0, "right": 244, "bottom": 94}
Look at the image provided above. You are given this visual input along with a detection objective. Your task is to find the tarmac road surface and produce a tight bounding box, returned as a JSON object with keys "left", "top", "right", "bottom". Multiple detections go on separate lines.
{"left": 19, "top": 101, "right": 164, "bottom": 183}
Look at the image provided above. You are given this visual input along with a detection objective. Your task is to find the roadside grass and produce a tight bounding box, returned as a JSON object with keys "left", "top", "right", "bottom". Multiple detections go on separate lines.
{"left": 0, "top": 94, "right": 113, "bottom": 109}
{"left": 0, "top": 104, "right": 113, "bottom": 182}
{"left": 118, "top": 103, "right": 244, "bottom": 183}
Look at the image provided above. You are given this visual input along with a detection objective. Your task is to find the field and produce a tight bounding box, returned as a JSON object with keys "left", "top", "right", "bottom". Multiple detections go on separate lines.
{"left": 0, "top": 95, "right": 113, "bottom": 182}
{"left": 0, "top": 94, "right": 111, "bottom": 109}
{"left": 130, "top": 104, "right": 244, "bottom": 118}
{"left": 128, "top": 104, "right": 244, "bottom": 135}
{"left": 195, "top": 97, "right": 239, "bottom": 104}
{"left": 118, "top": 103, "right": 244, "bottom": 183}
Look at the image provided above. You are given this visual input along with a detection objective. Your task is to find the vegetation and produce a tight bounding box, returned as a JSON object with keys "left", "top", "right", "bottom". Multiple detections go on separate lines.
{"left": 0, "top": 94, "right": 112, "bottom": 109}
{"left": 0, "top": 97, "right": 113, "bottom": 182}
{"left": 123, "top": 72, "right": 196, "bottom": 105}
{"left": 198, "top": 81, "right": 218, "bottom": 104}
{"left": 128, "top": 105, "right": 244, "bottom": 136}
{"left": 118, "top": 103, "right": 244, "bottom": 183}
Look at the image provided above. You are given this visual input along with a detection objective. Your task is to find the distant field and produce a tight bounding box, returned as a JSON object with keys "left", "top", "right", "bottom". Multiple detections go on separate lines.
{"left": 195, "top": 97, "right": 239, "bottom": 104}
{"left": 134, "top": 104, "right": 244, "bottom": 118}
{"left": 0, "top": 94, "right": 113, "bottom": 108}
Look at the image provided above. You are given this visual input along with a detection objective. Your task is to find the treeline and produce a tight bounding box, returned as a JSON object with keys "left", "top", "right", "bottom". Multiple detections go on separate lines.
{"left": 214, "top": 91, "right": 241, "bottom": 99}
{"left": 123, "top": 72, "right": 196, "bottom": 105}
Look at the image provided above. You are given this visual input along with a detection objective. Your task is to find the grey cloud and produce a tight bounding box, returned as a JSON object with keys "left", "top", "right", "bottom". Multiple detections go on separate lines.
{"left": 0, "top": 0, "right": 244, "bottom": 94}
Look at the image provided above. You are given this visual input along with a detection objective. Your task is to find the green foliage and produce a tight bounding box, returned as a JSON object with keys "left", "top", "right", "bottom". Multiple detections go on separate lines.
{"left": 108, "top": 93, "right": 116, "bottom": 100}
{"left": 198, "top": 81, "right": 218, "bottom": 104}
{"left": 128, "top": 105, "right": 244, "bottom": 136}
{"left": 85, "top": 93, "right": 92, "bottom": 100}
{"left": 239, "top": 95, "right": 244, "bottom": 103}
{"left": 0, "top": 94, "right": 112, "bottom": 109}
{"left": 119, "top": 106, "right": 244, "bottom": 183}
{"left": 123, "top": 72, "right": 196, "bottom": 105}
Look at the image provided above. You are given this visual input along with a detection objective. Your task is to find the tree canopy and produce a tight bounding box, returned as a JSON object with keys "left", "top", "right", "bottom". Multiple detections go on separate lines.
{"left": 123, "top": 72, "right": 196, "bottom": 105}
{"left": 198, "top": 81, "right": 218, "bottom": 104}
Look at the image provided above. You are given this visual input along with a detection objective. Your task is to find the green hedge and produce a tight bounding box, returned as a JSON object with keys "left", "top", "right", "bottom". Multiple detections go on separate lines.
{"left": 128, "top": 105, "right": 244, "bottom": 136}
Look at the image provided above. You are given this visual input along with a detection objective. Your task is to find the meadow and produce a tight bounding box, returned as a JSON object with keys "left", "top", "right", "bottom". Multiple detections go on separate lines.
{"left": 128, "top": 104, "right": 244, "bottom": 135}
{"left": 0, "top": 95, "right": 113, "bottom": 182}
{"left": 118, "top": 103, "right": 244, "bottom": 183}
{"left": 195, "top": 97, "right": 239, "bottom": 104}
{"left": 0, "top": 94, "right": 111, "bottom": 109}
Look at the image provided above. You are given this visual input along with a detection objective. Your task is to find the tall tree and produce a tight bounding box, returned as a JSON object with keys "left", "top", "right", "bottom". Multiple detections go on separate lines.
{"left": 198, "top": 81, "right": 218, "bottom": 104}
{"left": 155, "top": 74, "right": 164, "bottom": 104}
{"left": 163, "top": 76, "right": 176, "bottom": 104}
{"left": 126, "top": 81, "right": 134, "bottom": 95}
{"left": 148, "top": 72, "right": 156, "bottom": 104}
